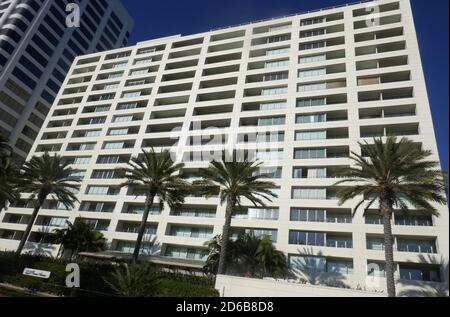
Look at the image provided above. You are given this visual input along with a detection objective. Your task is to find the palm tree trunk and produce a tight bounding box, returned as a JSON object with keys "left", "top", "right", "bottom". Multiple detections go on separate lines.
{"left": 16, "top": 198, "right": 45, "bottom": 255}
{"left": 132, "top": 193, "right": 155, "bottom": 262}
{"left": 218, "top": 196, "right": 235, "bottom": 275}
{"left": 381, "top": 198, "right": 396, "bottom": 297}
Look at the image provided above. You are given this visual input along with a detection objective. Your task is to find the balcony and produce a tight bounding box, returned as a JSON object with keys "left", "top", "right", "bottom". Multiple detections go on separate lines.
{"left": 294, "top": 146, "right": 349, "bottom": 160}
{"left": 116, "top": 221, "right": 158, "bottom": 235}
{"left": 359, "top": 105, "right": 416, "bottom": 120}
{"left": 199, "top": 77, "right": 238, "bottom": 89}
{"left": 142, "top": 138, "right": 179, "bottom": 148}
{"left": 202, "top": 64, "right": 240, "bottom": 76}
{"left": 41, "top": 132, "right": 67, "bottom": 140}
{"left": 246, "top": 72, "right": 289, "bottom": 84}
{"left": 146, "top": 122, "right": 182, "bottom": 133}
{"left": 291, "top": 187, "right": 339, "bottom": 200}
{"left": 356, "top": 55, "right": 408, "bottom": 71}
{"left": 158, "top": 83, "right": 192, "bottom": 94}
{"left": 299, "top": 24, "right": 344, "bottom": 39}
{"left": 196, "top": 91, "right": 235, "bottom": 102}
{"left": 357, "top": 71, "right": 411, "bottom": 86}
{"left": 297, "top": 94, "right": 347, "bottom": 108}
{"left": 253, "top": 22, "right": 292, "bottom": 34}
{"left": 298, "top": 64, "right": 346, "bottom": 78}
{"left": 297, "top": 79, "right": 346, "bottom": 93}
{"left": 251, "top": 34, "right": 291, "bottom": 46}
{"left": 171, "top": 206, "right": 216, "bottom": 218}
{"left": 172, "top": 37, "right": 204, "bottom": 49}
{"left": 299, "top": 49, "right": 345, "bottom": 64}
{"left": 82, "top": 105, "right": 111, "bottom": 113}
{"left": 79, "top": 201, "right": 116, "bottom": 213}
{"left": 296, "top": 110, "right": 348, "bottom": 124}
{"left": 242, "top": 100, "right": 287, "bottom": 112}
{"left": 167, "top": 225, "right": 214, "bottom": 239}
{"left": 358, "top": 87, "right": 413, "bottom": 102}
{"left": 211, "top": 29, "right": 246, "bottom": 41}
{"left": 190, "top": 119, "right": 231, "bottom": 131}
{"left": 205, "top": 52, "right": 242, "bottom": 65}
{"left": 165, "top": 59, "right": 199, "bottom": 71}
{"left": 353, "top": 2, "right": 400, "bottom": 17}
{"left": 354, "top": 13, "right": 402, "bottom": 30}
{"left": 193, "top": 104, "right": 233, "bottom": 116}
{"left": 162, "top": 71, "right": 196, "bottom": 82}
{"left": 240, "top": 116, "right": 286, "bottom": 127}
{"left": 150, "top": 109, "right": 186, "bottom": 119}
{"left": 356, "top": 40, "right": 406, "bottom": 56}
{"left": 299, "top": 37, "right": 345, "bottom": 51}
{"left": 293, "top": 166, "right": 348, "bottom": 179}
{"left": 208, "top": 41, "right": 244, "bottom": 53}
{"left": 295, "top": 128, "right": 349, "bottom": 141}
{"left": 360, "top": 123, "right": 419, "bottom": 138}
{"left": 300, "top": 12, "right": 344, "bottom": 26}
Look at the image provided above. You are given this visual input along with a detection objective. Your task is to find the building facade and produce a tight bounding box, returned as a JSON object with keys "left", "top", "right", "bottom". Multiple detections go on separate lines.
{"left": 0, "top": 0, "right": 448, "bottom": 293}
{"left": 0, "top": 0, "right": 133, "bottom": 161}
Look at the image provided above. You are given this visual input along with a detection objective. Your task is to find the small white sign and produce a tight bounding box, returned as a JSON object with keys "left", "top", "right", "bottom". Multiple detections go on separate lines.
{"left": 23, "top": 268, "right": 51, "bottom": 279}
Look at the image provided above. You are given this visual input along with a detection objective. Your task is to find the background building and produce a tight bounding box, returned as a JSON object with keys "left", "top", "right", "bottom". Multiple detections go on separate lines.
{"left": 0, "top": 0, "right": 447, "bottom": 293}
{"left": 0, "top": 0, "right": 133, "bottom": 161}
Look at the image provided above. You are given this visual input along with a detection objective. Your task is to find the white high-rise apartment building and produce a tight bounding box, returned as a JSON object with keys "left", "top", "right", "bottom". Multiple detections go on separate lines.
{"left": 0, "top": 0, "right": 133, "bottom": 161}
{"left": 0, "top": 0, "right": 448, "bottom": 293}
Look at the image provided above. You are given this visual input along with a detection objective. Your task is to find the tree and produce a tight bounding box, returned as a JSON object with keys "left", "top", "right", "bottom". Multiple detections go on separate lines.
{"left": 195, "top": 160, "right": 278, "bottom": 275}
{"left": 52, "top": 219, "right": 106, "bottom": 260}
{"left": 105, "top": 262, "right": 157, "bottom": 297}
{"left": 334, "top": 137, "right": 447, "bottom": 297}
{"left": 15, "top": 152, "right": 81, "bottom": 255}
{"left": 0, "top": 155, "right": 20, "bottom": 213}
{"left": 204, "top": 233, "right": 287, "bottom": 278}
{"left": 118, "top": 149, "right": 188, "bottom": 262}
{"left": 0, "top": 132, "right": 12, "bottom": 160}
{"left": 0, "top": 133, "right": 19, "bottom": 213}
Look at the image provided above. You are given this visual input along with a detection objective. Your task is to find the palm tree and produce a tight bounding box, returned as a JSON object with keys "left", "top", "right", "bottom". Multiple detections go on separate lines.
{"left": 15, "top": 152, "right": 81, "bottom": 255}
{"left": 0, "top": 132, "right": 12, "bottom": 160}
{"left": 204, "top": 233, "right": 287, "bottom": 278}
{"left": 53, "top": 219, "right": 106, "bottom": 260}
{"left": 118, "top": 149, "right": 188, "bottom": 262}
{"left": 333, "top": 137, "right": 447, "bottom": 297}
{"left": 195, "top": 160, "right": 278, "bottom": 275}
{"left": 0, "top": 156, "right": 20, "bottom": 213}
{"left": 106, "top": 262, "right": 157, "bottom": 297}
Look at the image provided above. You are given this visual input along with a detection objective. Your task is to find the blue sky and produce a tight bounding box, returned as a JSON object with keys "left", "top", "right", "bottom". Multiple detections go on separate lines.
{"left": 122, "top": 0, "right": 449, "bottom": 171}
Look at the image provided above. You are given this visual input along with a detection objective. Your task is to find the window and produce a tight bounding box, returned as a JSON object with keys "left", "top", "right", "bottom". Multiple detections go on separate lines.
{"left": 258, "top": 117, "right": 285, "bottom": 126}
{"left": 268, "top": 24, "right": 291, "bottom": 32}
{"left": 299, "top": 54, "right": 326, "bottom": 64}
{"left": 113, "top": 115, "right": 134, "bottom": 123}
{"left": 261, "top": 87, "right": 288, "bottom": 96}
{"left": 289, "top": 255, "right": 326, "bottom": 272}
{"left": 108, "top": 128, "right": 129, "bottom": 136}
{"left": 397, "top": 240, "right": 436, "bottom": 254}
{"left": 117, "top": 102, "right": 138, "bottom": 110}
{"left": 97, "top": 155, "right": 120, "bottom": 164}
{"left": 73, "top": 157, "right": 90, "bottom": 165}
{"left": 297, "top": 97, "right": 326, "bottom": 107}
{"left": 265, "top": 60, "right": 289, "bottom": 68}
{"left": 294, "top": 148, "right": 326, "bottom": 159}
{"left": 259, "top": 102, "right": 287, "bottom": 111}
{"left": 327, "top": 260, "right": 353, "bottom": 274}
{"left": 367, "top": 238, "right": 385, "bottom": 251}
{"left": 292, "top": 188, "right": 326, "bottom": 200}
{"left": 103, "top": 142, "right": 125, "bottom": 150}
{"left": 86, "top": 186, "right": 110, "bottom": 195}
{"left": 266, "top": 48, "right": 290, "bottom": 56}
{"left": 289, "top": 230, "right": 325, "bottom": 246}
{"left": 234, "top": 208, "right": 279, "bottom": 220}
{"left": 267, "top": 35, "right": 290, "bottom": 43}
{"left": 91, "top": 170, "right": 116, "bottom": 179}
{"left": 298, "top": 68, "right": 326, "bottom": 78}
{"left": 295, "top": 131, "right": 327, "bottom": 141}
{"left": 122, "top": 91, "right": 142, "bottom": 98}
{"left": 263, "top": 73, "right": 288, "bottom": 81}
{"left": 295, "top": 113, "right": 327, "bottom": 124}
{"left": 300, "top": 17, "right": 325, "bottom": 26}
{"left": 399, "top": 266, "right": 441, "bottom": 282}
{"left": 395, "top": 215, "right": 433, "bottom": 227}
{"left": 298, "top": 82, "right": 326, "bottom": 92}
{"left": 290, "top": 208, "right": 325, "bottom": 222}
{"left": 299, "top": 42, "right": 325, "bottom": 51}
{"left": 292, "top": 168, "right": 327, "bottom": 179}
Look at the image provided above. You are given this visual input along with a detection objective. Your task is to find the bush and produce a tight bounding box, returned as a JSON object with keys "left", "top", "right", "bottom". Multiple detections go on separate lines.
{"left": 155, "top": 279, "right": 219, "bottom": 297}
{"left": 0, "top": 252, "right": 219, "bottom": 297}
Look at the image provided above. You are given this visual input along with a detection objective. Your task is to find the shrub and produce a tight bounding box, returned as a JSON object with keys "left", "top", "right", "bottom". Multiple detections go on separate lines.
{"left": 154, "top": 279, "right": 219, "bottom": 297}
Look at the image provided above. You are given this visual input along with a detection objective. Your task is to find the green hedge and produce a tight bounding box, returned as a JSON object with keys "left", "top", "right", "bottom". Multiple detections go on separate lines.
{"left": 0, "top": 252, "right": 218, "bottom": 297}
